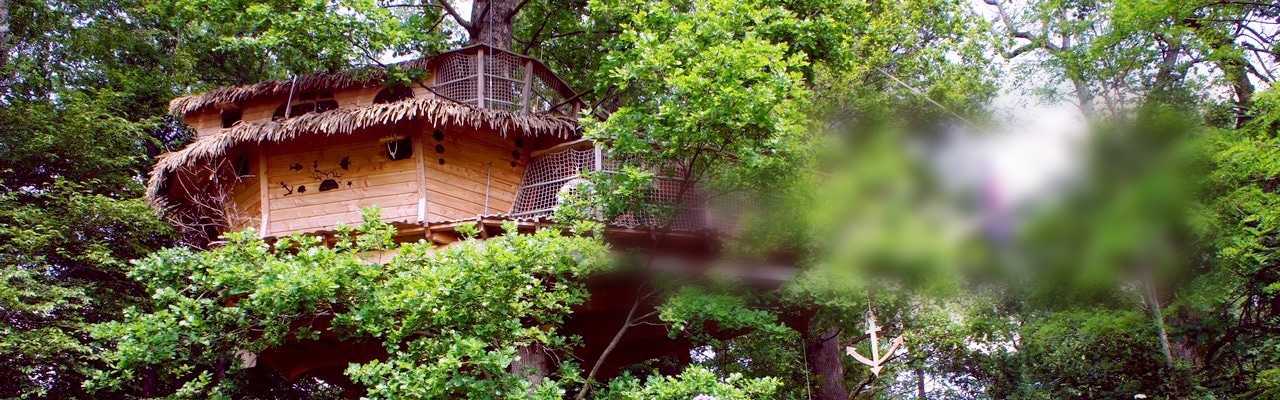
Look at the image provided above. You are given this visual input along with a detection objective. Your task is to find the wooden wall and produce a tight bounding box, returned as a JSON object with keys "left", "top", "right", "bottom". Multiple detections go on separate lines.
{"left": 423, "top": 126, "right": 525, "bottom": 221}
{"left": 260, "top": 129, "right": 421, "bottom": 236}
{"left": 226, "top": 147, "right": 262, "bottom": 231}
{"left": 186, "top": 85, "right": 383, "bottom": 138}
{"left": 221, "top": 125, "right": 529, "bottom": 237}
{"left": 194, "top": 83, "right": 539, "bottom": 237}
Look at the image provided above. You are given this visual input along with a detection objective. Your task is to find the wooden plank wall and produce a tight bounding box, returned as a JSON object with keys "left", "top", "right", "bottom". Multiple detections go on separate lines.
{"left": 264, "top": 129, "right": 421, "bottom": 236}
{"left": 185, "top": 86, "right": 383, "bottom": 138}
{"left": 423, "top": 126, "right": 525, "bottom": 221}
{"left": 184, "top": 84, "right": 536, "bottom": 236}
{"left": 226, "top": 149, "right": 262, "bottom": 231}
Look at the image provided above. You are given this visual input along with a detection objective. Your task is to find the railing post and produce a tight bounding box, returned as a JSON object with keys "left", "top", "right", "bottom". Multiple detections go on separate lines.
{"left": 476, "top": 48, "right": 486, "bottom": 108}
{"left": 520, "top": 60, "right": 534, "bottom": 113}
{"left": 593, "top": 146, "right": 602, "bottom": 172}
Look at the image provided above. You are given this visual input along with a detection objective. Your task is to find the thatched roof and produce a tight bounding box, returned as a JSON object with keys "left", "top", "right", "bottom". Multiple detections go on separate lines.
{"left": 168, "top": 59, "right": 431, "bottom": 115}
{"left": 147, "top": 95, "right": 579, "bottom": 205}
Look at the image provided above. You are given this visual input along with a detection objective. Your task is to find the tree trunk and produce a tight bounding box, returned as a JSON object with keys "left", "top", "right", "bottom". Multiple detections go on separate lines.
{"left": 916, "top": 364, "right": 926, "bottom": 399}
{"left": 512, "top": 343, "right": 552, "bottom": 389}
{"left": 1184, "top": 18, "right": 1255, "bottom": 128}
{"left": 1068, "top": 71, "right": 1095, "bottom": 120}
{"left": 0, "top": 0, "right": 9, "bottom": 72}
{"left": 470, "top": 0, "right": 516, "bottom": 51}
{"left": 805, "top": 327, "right": 850, "bottom": 400}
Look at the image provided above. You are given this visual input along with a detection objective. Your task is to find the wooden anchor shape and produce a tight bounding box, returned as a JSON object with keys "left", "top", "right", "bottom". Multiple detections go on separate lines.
{"left": 845, "top": 312, "right": 904, "bottom": 377}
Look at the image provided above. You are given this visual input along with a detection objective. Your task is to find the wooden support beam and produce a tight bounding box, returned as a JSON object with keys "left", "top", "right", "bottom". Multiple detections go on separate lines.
{"left": 414, "top": 127, "right": 428, "bottom": 223}
{"left": 258, "top": 144, "right": 271, "bottom": 238}
{"left": 476, "top": 49, "right": 486, "bottom": 108}
{"left": 520, "top": 60, "right": 534, "bottom": 113}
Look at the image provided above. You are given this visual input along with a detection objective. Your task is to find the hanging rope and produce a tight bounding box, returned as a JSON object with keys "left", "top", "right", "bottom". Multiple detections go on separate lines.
{"left": 875, "top": 67, "right": 982, "bottom": 131}
{"left": 388, "top": 138, "right": 401, "bottom": 159}
{"left": 283, "top": 75, "right": 298, "bottom": 118}
{"left": 801, "top": 335, "right": 813, "bottom": 399}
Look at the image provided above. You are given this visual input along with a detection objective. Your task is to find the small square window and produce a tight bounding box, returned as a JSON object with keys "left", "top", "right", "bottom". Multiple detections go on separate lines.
{"left": 234, "top": 154, "right": 251, "bottom": 178}
{"left": 387, "top": 137, "right": 413, "bottom": 161}
{"left": 222, "top": 110, "right": 242, "bottom": 128}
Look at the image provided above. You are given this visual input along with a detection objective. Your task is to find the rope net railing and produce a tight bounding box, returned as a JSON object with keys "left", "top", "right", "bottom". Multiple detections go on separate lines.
{"left": 429, "top": 46, "right": 580, "bottom": 116}
{"left": 510, "top": 146, "right": 739, "bottom": 232}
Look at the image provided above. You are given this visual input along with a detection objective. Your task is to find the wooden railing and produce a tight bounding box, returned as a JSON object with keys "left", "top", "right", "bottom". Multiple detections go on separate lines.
{"left": 428, "top": 45, "right": 583, "bottom": 116}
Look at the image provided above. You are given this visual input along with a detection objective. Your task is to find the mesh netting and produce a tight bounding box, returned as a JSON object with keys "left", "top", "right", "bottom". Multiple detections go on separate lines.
{"left": 510, "top": 148, "right": 596, "bottom": 215}
{"left": 429, "top": 47, "right": 578, "bottom": 115}
{"left": 509, "top": 147, "right": 716, "bottom": 231}
{"left": 485, "top": 50, "right": 525, "bottom": 109}
{"left": 532, "top": 67, "right": 571, "bottom": 115}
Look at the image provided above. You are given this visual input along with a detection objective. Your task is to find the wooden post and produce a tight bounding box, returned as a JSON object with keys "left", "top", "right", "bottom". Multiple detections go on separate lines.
{"left": 484, "top": 162, "right": 492, "bottom": 214}
{"left": 258, "top": 144, "right": 271, "bottom": 238}
{"left": 476, "top": 48, "right": 486, "bottom": 108}
{"left": 414, "top": 128, "right": 428, "bottom": 223}
{"left": 520, "top": 60, "right": 533, "bottom": 113}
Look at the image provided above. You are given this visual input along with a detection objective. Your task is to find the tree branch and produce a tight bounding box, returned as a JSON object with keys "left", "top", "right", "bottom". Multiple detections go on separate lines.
{"left": 435, "top": 0, "right": 472, "bottom": 30}
{"left": 510, "top": 0, "right": 534, "bottom": 18}
{"left": 575, "top": 288, "right": 643, "bottom": 400}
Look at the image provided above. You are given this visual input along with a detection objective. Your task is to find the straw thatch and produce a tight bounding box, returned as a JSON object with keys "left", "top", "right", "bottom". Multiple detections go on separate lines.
{"left": 168, "top": 59, "right": 431, "bottom": 115}
{"left": 147, "top": 95, "right": 579, "bottom": 206}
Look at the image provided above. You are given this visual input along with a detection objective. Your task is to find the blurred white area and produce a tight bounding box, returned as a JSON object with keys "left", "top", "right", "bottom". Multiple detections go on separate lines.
{"left": 932, "top": 92, "right": 1085, "bottom": 209}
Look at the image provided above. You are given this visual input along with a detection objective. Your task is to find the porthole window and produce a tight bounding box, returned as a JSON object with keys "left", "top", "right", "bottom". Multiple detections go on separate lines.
{"left": 273, "top": 91, "right": 338, "bottom": 121}
{"left": 373, "top": 85, "right": 415, "bottom": 104}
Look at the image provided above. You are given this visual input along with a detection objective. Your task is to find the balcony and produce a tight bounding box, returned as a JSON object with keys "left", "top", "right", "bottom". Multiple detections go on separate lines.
{"left": 428, "top": 45, "right": 583, "bottom": 116}
{"left": 509, "top": 142, "right": 725, "bottom": 232}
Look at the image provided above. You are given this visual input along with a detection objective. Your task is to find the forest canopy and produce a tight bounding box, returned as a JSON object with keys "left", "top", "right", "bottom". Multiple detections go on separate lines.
{"left": 1, "top": 0, "right": 1279, "bottom": 399}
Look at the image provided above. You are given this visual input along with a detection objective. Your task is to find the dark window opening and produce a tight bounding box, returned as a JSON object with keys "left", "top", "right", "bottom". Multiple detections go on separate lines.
{"left": 222, "top": 109, "right": 243, "bottom": 128}
{"left": 234, "top": 154, "right": 251, "bottom": 178}
{"left": 273, "top": 91, "right": 338, "bottom": 121}
{"left": 373, "top": 86, "right": 415, "bottom": 104}
{"left": 387, "top": 137, "right": 413, "bottom": 161}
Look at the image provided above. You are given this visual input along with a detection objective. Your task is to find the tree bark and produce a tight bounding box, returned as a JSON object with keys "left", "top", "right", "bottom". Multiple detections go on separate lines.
{"left": 806, "top": 327, "right": 850, "bottom": 400}
{"left": 1184, "top": 18, "right": 1255, "bottom": 128}
{"left": 470, "top": 0, "right": 516, "bottom": 50}
{"left": 916, "top": 364, "right": 926, "bottom": 399}
{"left": 512, "top": 343, "right": 552, "bottom": 389}
{"left": 0, "top": 0, "right": 10, "bottom": 73}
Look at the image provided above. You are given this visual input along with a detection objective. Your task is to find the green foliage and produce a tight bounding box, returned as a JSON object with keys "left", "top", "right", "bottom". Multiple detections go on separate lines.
{"left": 659, "top": 286, "right": 792, "bottom": 343}
{"left": 595, "top": 366, "right": 782, "bottom": 400}
{"left": 90, "top": 210, "right": 611, "bottom": 398}
{"left": 167, "top": 0, "right": 440, "bottom": 77}
{"left": 581, "top": 0, "right": 813, "bottom": 223}
{"left": 1184, "top": 90, "right": 1280, "bottom": 396}
{"left": 1014, "top": 310, "right": 1181, "bottom": 398}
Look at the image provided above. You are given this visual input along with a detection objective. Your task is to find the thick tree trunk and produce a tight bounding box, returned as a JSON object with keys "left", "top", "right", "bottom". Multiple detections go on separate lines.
{"left": 806, "top": 327, "right": 850, "bottom": 400}
{"left": 470, "top": 0, "right": 516, "bottom": 51}
{"left": 0, "top": 0, "right": 9, "bottom": 72}
{"left": 512, "top": 343, "right": 552, "bottom": 389}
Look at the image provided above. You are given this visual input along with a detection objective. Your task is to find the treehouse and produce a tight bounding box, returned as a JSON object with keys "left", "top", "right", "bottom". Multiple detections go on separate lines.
{"left": 147, "top": 44, "right": 781, "bottom": 393}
